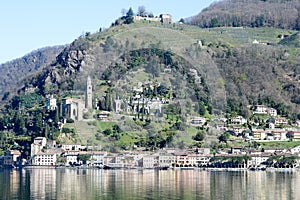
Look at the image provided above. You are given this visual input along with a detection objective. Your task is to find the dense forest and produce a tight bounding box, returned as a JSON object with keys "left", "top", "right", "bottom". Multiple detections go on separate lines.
{"left": 188, "top": 0, "right": 300, "bottom": 30}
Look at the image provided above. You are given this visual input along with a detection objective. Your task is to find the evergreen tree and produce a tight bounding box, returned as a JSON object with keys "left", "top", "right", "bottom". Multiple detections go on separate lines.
{"left": 126, "top": 7, "right": 134, "bottom": 17}
{"left": 105, "top": 92, "right": 112, "bottom": 111}
{"left": 125, "top": 7, "right": 134, "bottom": 24}
{"left": 13, "top": 112, "right": 25, "bottom": 135}
{"left": 55, "top": 106, "right": 59, "bottom": 124}
{"left": 198, "top": 102, "right": 206, "bottom": 116}
{"left": 35, "top": 113, "right": 43, "bottom": 135}
{"left": 193, "top": 131, "right": 205, "bottom": 142}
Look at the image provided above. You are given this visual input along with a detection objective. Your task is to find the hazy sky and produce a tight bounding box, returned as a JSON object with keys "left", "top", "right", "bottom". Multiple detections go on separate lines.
{"left": 0, "top": 0, "right": 215, "bottom": 64}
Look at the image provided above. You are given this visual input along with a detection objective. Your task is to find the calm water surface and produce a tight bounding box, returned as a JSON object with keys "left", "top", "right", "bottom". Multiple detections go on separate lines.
{"left": 0, "top": 168, "right": 299, "bottom": 200}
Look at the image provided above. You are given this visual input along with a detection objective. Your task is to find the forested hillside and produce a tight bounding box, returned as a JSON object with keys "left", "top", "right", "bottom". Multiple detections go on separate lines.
{"left": 188, "top": 0, "right": 300, "bottom": 30}
{"left": 0, "top": 46, "right": 64, "bottom": 102}
{"left": 29, "top": 21, "right": 299, "bottom": 120}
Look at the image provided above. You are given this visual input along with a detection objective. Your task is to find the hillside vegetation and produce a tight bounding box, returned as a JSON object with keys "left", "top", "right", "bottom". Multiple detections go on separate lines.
{"left": 189, "top": 0, "right": 300, "bottom": 30}
{"left": 40, "top": 21, "right": 299, "bottom": 117}
{"left": 0, "top": 46, "right": 64, "bottom": 101}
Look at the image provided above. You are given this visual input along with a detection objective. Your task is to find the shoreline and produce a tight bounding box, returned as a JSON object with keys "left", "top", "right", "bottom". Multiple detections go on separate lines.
{"left": 6, "top": 165, "right": 298, "bottom": 172}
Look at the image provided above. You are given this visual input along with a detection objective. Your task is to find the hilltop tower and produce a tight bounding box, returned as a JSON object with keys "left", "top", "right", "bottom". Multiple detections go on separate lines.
{"left": 86, "top": 76, "right": 93, "bottom": 109}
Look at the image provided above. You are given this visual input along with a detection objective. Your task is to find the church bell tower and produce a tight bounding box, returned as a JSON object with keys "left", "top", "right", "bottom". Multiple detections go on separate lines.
{"left": 86, "top": 76, "right": 92, "bottom": 109}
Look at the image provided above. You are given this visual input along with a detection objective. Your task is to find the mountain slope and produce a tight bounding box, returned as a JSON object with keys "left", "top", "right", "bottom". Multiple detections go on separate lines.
{"left": 0, "top": 46, "right": 64, "bottom": 101}
{"left": 1, "top": 18, "right": 300, "bottom": 154}
{"left": 188, "top": 0, "right": 300, "bottom": 30}
{"left": 36, "top": 22, "right": 299, "bottom": 117}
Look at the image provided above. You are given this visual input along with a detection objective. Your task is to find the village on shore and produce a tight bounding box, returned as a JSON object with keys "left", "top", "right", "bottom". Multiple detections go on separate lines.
{"left": 0, "top": 10, "right": 300, "bottom": 174}
{"left": 2, "top": 132, "right": 300, "bottom": 170}
{"left": 1, "top": 76, "right": 300, "bottom": 170}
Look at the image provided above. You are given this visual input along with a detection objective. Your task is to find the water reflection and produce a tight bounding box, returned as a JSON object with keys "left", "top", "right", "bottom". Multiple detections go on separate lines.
{"left": 0, "top": 168, "right": 299, "bottom": 199}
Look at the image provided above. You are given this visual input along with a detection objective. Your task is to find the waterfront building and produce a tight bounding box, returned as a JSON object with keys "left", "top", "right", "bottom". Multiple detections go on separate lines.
{"left": 91, "top": 151, "right": 107, "bottom": 166}
{"left": 65, "top": 152, "right": 80, "bottom": 166}
{"left": 247, "top": 154, "right": 270, "bottom": 168}
{"left": 31, "top": 152, "right": 57, "bottom": 166}
{"left": 2, "top": 150, "right": 21, "bottom": 167}
{"left": 158, "top": 154, "right": 176, "bottom": 168}
{"left": 140, "top": 155, "right": 156, "bottom": 168}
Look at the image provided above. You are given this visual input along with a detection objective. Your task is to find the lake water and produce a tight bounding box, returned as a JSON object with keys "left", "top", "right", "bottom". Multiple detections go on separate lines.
{"left": 0, "top": 168, "right": 299, "bottom": 200}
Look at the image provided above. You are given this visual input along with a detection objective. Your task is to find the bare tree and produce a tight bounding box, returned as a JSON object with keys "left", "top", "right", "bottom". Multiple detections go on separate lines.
{"left": 137, "top": 6, "right": 147, "bottom": 17}
{"left": 121, "top": 8, "right": 127, "bottom": 17}
{"left": 189, "top": 0, "right": 300, "bottom": 30}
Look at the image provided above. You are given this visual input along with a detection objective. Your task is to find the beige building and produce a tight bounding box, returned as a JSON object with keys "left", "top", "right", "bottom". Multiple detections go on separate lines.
{"left": 267, "top": 108, "right": 277, "bottom": 116}
{"left": 133, "top": 16, "right": 160, "bottom": 22}
{"left": 247, "top": 155, "right": 269, "bottom": 168}
{"left": 113, "top": 98, "right": 122, "bottom": 113}
{"left": 62, "top": 98, "right": 84, "bottom": 121}
{"left": 46, "top": 97, "right": 57, "bottom": 111}
{"left": 174, "top": 153, "right": 210, "bottom": 167}
{"left": 253, "top": 105, "right": 268, "bottom": 114}
{"left": 230, "top": 116, "right": 247, "bottom": 125}
{"left": 140, "top": 155, "right": 156, "bottom": 168}
{"left": 252, "top": 129, "right": 266, "bottom": 140}
{"left": 288, "top": 130, "right": 300, "bottom": 140}
{"left": 160, "top": 14, "right": 173, "bottom": 24}
{"left": 31, "top": 152, "right": 57, "bottom": 166}
{"left": 271, "top": 129, "right": 287, "bottom": 140}
{"left": 253, "top": 105, "right": 277, "bottom": 116}
{"left": 133, "top": 14, "right": 172, "bottom": 24}
{"left": 158, "top": 154, "right": 176, "bottom": 168}
{"left": 31, "top": 137, "right": 47, "bottom": 157}
{"left": 61, "top": 144, "right": 85, "bottom": 151}
{"left": 63, "top": 151, "right": 81, "bottom": 166}
{"left": 275, "top": 117, "right": 288, "bottom": 125}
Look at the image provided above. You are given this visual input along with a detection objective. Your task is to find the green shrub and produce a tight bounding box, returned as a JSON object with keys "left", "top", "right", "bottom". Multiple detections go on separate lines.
{"left": 66, "top": 118, "right": 74, "bottom": 123}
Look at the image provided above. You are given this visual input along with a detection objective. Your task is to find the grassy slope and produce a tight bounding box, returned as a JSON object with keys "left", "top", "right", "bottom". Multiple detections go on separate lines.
{"left": 257, "top": 141, "right": 300, "bottom": 149}
{"left": 96, "top": 21, "right": 296, "bottom": 48}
